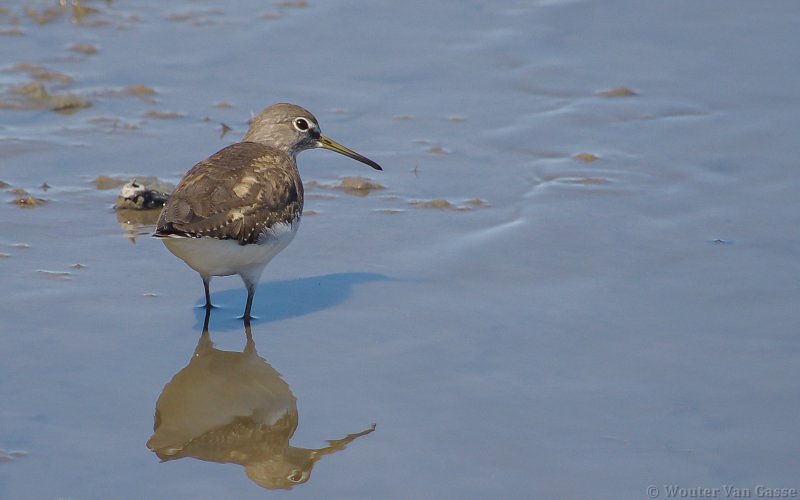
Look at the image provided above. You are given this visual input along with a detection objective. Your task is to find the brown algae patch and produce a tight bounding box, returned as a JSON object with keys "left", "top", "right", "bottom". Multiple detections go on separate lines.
{"left": 10, "top": 196, "right": 47, "bottom": 208}
{"left": 167, "top": 8, "right": 223, "bottom": 25}
{"left": 573, "top": 152, "right": 599, "bottom": 163}
{"left": 465, "top": 198, "right": 488, "bottom": 206}
{"left": 278, "top": 0, "right": 309, "bottom": 7}
{"left": 410, "top": 198, "right": 488, "bottom": 211}
{"left": 562, "top": 177, "right": 610, "bottom": 186}
{"left": 307, "top": 177, "right": 385, "bottom": 197}
{"left": 338, "top": 177, "right": 385, "bottom": 196}
{"left": 87, "top": 116, "right": 140, "bottom": 133}
{"left": 8, "top": 64, "right": 73, "bottom": 86}
{"left": 598, "top": 87, "right": 637, "bottom": 98}
{"left": 114, "top": 84, "right": 157, "bottom": 103}
{"left": 24, "top": 5, "right": 61, "bottom": 25}
{"left": 0, "top": 6, "right": 21, "bottom": 26}
{"left": 24, "top": 1, "right": 104, "bottom": 25}
{"left": 1, "top": 81, "right": 89, "bottom": 114}
{"left": 69, "top": 43, "right": 98, "bottom": 55}
{"left": 412, "top": 199, "right": 453, "bottom": 209}
{"left": 143, "top": 110, "right": 183, "bottom": 120}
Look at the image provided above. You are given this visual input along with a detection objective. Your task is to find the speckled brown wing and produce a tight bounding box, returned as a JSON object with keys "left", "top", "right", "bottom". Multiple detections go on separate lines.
{"left": 155, "top": 142, "right": 304, "bottom": 245}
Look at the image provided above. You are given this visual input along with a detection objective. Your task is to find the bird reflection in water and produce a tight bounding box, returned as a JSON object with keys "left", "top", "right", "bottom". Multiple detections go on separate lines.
{"left": 147, "top": 310, "right": 375, "bottom": 490}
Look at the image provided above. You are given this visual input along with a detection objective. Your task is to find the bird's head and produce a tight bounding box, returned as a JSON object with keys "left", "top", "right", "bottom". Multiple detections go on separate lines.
{"left": 243, "top": 103, "right": 382, "bottom": 170}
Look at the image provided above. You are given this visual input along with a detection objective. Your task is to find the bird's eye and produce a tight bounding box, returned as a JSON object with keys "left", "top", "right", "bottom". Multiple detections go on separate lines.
{"left": 293, "top": 118, "right": 310, "bottom": 131}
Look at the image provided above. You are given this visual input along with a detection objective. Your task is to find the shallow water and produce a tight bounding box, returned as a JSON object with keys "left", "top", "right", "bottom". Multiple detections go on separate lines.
{"left": 1, "top": 1, "right": 799, "bottom": 498}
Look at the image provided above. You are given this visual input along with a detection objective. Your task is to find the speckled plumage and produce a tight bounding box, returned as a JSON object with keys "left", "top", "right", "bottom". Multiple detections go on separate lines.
{"left": 156, "top": 142, "right": 303, "bottom": 245}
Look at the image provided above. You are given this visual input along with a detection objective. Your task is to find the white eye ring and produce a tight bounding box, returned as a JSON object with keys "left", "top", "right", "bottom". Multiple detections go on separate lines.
{"left": 293, "top": 117, "right": 314, "bottom": 132}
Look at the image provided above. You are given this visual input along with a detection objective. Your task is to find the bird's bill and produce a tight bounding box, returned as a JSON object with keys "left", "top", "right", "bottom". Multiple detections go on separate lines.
{"left": 318, "top": 135, "right": 382, "bottom": 171}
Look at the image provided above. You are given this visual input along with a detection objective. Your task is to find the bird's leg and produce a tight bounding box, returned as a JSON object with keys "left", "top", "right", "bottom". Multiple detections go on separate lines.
{"left": 202, "top": 275, "right": 214, "bottom": 309}
{"left": 242, "top": 280, "right": 256, "bottom": 321}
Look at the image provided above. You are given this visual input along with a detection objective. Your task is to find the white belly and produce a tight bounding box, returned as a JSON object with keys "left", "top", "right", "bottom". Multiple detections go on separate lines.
{"left": 161, "top": 222, "right": 298, "bottom": 282}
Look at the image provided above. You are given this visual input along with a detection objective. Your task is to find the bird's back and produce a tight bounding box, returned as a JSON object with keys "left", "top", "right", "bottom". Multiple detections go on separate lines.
{"left": 156, "top": 142, "right": 304, "bottom": 245}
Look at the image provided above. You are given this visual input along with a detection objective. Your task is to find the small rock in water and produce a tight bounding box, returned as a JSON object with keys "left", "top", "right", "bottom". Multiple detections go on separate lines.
{"left": 115, "top": 180, "right": 170, "bottom": 210}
